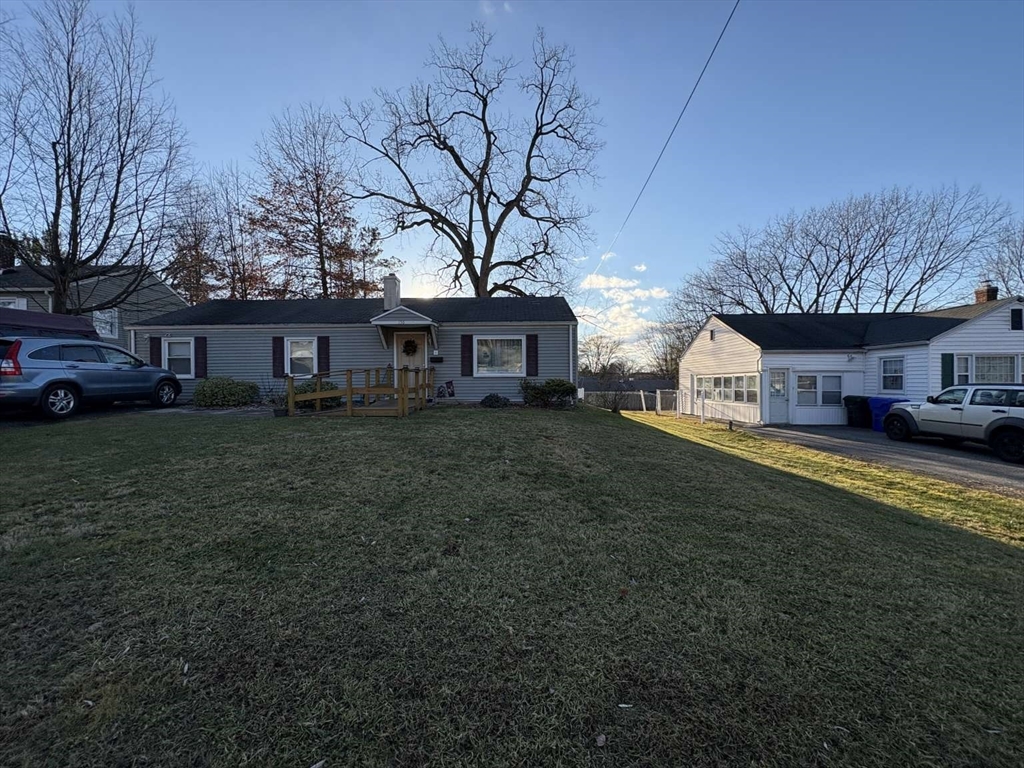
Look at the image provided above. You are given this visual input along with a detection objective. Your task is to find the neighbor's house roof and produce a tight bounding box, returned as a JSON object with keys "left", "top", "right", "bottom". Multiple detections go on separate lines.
{"left": 131, "top": 296, "right": 577, "bottom": 327}
{"left": 0, "top": 264, "right": 151, "bottom": 291}
{"left": 713, "top": 296, "right": 1022, "bottom": 351}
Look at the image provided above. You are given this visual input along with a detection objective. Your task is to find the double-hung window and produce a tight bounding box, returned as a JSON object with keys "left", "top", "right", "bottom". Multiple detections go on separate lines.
{"left": 797, "top": 374, "right": 842, "bottom": 406}
{"left": 881, "top": 357, "right": 904, "bottom": 393}
{"left": 475, "top": 336, "right": 524, "bottom": 376}
{"left": 286, "top": 338, "right": 316, "bottom": 377}
{"left": 163, "top": 338, "right": 194, "bottom": 378}
{"left": 955, "top": 355, "right": 971, "bottom": 386}
{"left": 0, "top": 297, "right": 27, "bottom": 310}
{"left": 92, "top": 308, "right": 118, "bottom": 338}
{"left": 745, "top": 375, "right": 759, "bottom": 404}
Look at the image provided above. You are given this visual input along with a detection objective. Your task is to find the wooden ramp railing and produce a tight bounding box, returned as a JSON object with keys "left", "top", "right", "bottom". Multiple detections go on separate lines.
{"left": 285, "top": 367, "right": 435, "bottom": 418}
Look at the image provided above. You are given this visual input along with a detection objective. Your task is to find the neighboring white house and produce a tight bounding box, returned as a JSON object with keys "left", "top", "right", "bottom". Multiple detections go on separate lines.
{"left": 677, "top": 286, "right": 1024, "bottom": 426}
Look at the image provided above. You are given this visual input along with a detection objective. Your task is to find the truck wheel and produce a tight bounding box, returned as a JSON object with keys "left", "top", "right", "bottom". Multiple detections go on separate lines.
{"left": 990, "top": 428, "right": 1024, "bottom": 463}
{"left": 41, "top": 384, "right": 79, "bottom": 419}
{"left": 884, "top": 414, "right": 912, "bottom": 442}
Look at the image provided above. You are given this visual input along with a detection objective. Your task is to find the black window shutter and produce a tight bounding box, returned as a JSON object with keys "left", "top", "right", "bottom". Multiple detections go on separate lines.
{"left": 940, "top": 353, "right": 954, "bottom": 389}
{"left": 149, "top": 336, "right": 162, "bottom": 367}
{"left": 461, "top": 335, "right": 473, "bottom": 376}
{"left": 194, "top": 337, "right": 208, "bottom": 379}
{"left": 317, "top": 336, "right": 330, "bottom": 374}
{"left": 526, "top": 334, "right": 539, "bottom": 377}
{"left": 272, "top": 336, "right": 285, "bottom": 378}
{"left": 1012, "top": 308, "right": 1023, "bottom": 331}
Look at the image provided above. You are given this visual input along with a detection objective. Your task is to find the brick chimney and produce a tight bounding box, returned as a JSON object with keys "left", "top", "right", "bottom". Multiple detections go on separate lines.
{"left": 974, "top": 280, "right": 999, "bottom": 304}
{"left": 383, "top": 273, "right": 401, "bottom": 311}
{"left": 0, "top": 233, "right": 16, "bottom": 270}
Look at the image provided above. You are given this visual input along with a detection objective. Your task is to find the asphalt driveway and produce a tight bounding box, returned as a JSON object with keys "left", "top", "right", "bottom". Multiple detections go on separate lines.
{"left": 754, "top": 425, "right": 1024, "bottom": 498}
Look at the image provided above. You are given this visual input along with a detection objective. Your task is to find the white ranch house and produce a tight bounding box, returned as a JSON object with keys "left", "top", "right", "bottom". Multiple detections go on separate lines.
{"left": 677, "top": 286, "right": 1024, "bottom": 426}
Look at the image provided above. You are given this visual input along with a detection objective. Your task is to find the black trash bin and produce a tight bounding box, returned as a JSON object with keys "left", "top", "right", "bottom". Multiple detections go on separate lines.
{"left": 843, "top": 395, "right": 871, "bottom": 428}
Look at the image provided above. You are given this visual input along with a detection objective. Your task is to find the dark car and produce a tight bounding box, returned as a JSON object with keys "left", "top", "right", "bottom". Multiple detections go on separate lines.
{"left": 0, "top": 336, "right": 181, "bottom": 418}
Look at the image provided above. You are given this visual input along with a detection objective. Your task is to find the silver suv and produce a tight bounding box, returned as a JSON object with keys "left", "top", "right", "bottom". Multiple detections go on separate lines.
{"left": 0, "top": 336, "right": 181, "bottom": 418}
{"left": 883, "top": 384, "right": 1024, "bottom": 463}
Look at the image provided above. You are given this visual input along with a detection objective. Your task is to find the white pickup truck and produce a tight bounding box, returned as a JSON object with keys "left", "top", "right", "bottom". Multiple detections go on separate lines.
{"left": 883, "top": 384, "right": 1024, "bottom": 463}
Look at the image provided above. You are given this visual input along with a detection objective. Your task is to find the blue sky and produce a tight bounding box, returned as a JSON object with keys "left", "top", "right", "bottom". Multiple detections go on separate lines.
{"left": 87, "top": 0, "right": 1023, "bottom": 335}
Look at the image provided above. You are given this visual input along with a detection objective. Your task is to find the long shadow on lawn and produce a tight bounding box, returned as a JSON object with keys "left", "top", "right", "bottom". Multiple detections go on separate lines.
{"left": 2, "top": 408, "right": 1024, "bottom": 767}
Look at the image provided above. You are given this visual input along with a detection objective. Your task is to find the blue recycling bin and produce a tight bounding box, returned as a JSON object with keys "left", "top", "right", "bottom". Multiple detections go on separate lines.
{"left": 868, "top": 396, "right": 910, "bottom": 432}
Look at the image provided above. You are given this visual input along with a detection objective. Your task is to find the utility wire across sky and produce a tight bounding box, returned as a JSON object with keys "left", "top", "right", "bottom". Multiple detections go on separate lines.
{"left": 578, "top": 0, "right": 742, "bottom": 325}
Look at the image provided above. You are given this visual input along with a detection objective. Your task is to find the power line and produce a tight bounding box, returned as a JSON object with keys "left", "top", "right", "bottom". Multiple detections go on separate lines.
{"left": 580, "top": 0, "right": 742, "bottom": 317}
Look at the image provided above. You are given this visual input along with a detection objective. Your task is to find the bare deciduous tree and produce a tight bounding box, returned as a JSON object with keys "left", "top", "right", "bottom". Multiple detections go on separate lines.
{"left": 579, "top": 333, "right": 625, "bottom": 377}
{"left": 982, "top": 221, "right": 1024, "bottom": 296}
{"left": 668, "top": 186, "right": 1009, "bottom": 330}
{"left": 638, "top": 319, "right": 689, "bottom": 380}
{"left": 250, "top": 104, "right": 398, "bottom": 299}
{"left": 0, "top": 0, "right": 185, "bottom": 313}
{"left": 164, "top": 182, "right": 220, "bottom": 304}
{"left": 341, "top": 25, "right": 601, "bottom": 298}
{"left": 208, "top": 165, "right": 277, "bottom": 300}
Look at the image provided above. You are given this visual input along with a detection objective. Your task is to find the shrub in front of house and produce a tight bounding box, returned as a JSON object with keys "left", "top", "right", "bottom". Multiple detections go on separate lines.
{"left": 293, "top": 379, "right": 342, "bottom": 409}
{"left": 192, "top": 377, "right": 260, "bottom": 408}
{"left": 519, "top": 378, "right": 577, "bottom": 408}
{"left": 480, "top": 393, "right": 512, "bottom": 408}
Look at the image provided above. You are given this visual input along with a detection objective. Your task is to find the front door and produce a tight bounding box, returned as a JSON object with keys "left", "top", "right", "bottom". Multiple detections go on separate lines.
{"left": 918, "top": 387, "right": 968, "bottom": 436}
{"left": 394, "top": 332, "right": 428, "bottom": 396}
{"left": 769, "top": 369, "right": 789, "bottom": 424}
{"left": 98, "top": 345, "right": 153, "bottom": 400}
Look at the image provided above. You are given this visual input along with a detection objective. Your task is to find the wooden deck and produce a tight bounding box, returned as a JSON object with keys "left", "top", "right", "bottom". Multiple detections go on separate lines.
{"left": 285, "top": 367, "right": 435, "bottom": 418}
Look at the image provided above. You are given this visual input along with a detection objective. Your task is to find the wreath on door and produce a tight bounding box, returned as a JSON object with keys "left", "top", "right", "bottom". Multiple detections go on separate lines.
{"left": 402, "top": 338, "right": 419, "bottom": 357}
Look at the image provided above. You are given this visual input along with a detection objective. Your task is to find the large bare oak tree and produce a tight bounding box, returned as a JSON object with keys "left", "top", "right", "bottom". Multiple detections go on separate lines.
{"left": 341, "top": 26, "right": 601, "bottom": 298}
{"left": 0, "top": 0, "right": 184, "bottom": 313}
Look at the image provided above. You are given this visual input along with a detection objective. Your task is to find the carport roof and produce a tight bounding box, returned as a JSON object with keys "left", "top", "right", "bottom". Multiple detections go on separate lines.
{"left": 714, "top": 296, "right": 1022, "bottom": 350}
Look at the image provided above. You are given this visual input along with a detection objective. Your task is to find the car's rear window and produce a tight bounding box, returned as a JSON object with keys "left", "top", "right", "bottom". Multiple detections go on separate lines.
{"left": 60, "top": 345, "right": 102, "bottom": 363}
{"left": 28, "top": 345, "right": 61, "bottom": 361}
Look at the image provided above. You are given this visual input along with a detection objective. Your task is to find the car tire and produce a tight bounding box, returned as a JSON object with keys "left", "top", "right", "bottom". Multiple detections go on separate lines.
{"left": 884, "top": 414, "right": 912, "bottom": 442}
{"left": 41, "top": 383, "right": 79, "bottom": 419}
{"left": 152, "top": 380, "right": 179, "bottom": 408}
{"left": 990, "top": 428, "right": 1024, "bottom": 464}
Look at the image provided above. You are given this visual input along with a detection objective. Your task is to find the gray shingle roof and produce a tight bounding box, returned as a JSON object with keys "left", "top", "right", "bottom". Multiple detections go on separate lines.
{"left": 132, "top": 296, "right": 577, "bottom": 327}
{"left": 714, "top": 296, "right": 1022, "bottom": 350}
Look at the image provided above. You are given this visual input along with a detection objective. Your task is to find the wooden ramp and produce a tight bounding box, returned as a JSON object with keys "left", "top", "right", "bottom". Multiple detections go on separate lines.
{"left": 286, "top": 367, "right": 434, "bottom": 418}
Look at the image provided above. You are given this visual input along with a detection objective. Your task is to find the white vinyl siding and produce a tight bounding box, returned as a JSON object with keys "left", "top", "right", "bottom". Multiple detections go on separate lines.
{"left": 761, "top": 352, "right": 866, "bottom": 426}
{"left": 927, "top": 300, "right": 1024, "bottom": 392}
{"left": 678, "top": 317, "right": 763, "bottom": 423}
{"left": 863, "top": 346, "right": 929, "bottom": 400}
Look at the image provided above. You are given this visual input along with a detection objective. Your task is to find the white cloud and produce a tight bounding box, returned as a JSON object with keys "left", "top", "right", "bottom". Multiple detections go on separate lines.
{"left": 503, "top": 1, "right": 513, "bottom": 11}
{"left": 399, "top": 268, "right": 448, "bottom": 298}
{"left": 479, "top": 0, "right": 496, "bottom": 15}
{"left": 632, "top": 263, "right": 647, "bottom": 272}
{"left": 600, "top": 251, "right": 615, "bottom": 262}
{"left": 580, "top": 274, "right": 638, "bottom": 290}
